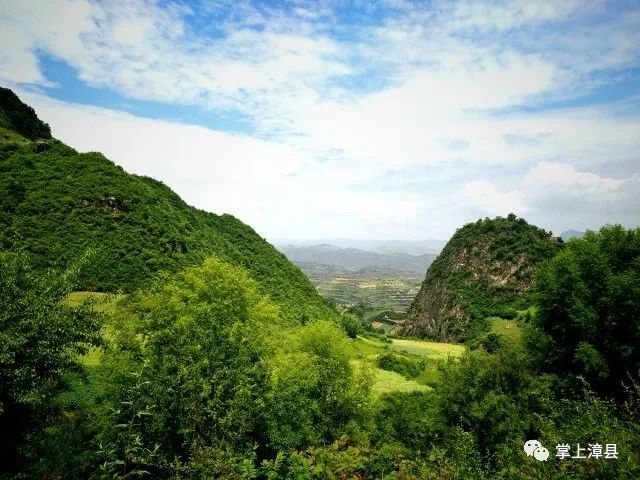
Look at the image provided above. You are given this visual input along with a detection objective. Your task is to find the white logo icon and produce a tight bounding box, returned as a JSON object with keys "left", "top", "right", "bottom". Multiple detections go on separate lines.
{"left": 524, "top": 440, "right": 549, "bottom": 461}
{"left": 534, "top": 446, "right": 549, "bottom": 461}
{"left": 524, "top": 440, "right": 541, "bottom": 456}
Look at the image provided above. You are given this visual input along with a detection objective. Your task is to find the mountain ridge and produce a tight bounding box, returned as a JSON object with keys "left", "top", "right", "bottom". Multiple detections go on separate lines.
{"left": 273, "top": 238, "right": 444, "bottom": 255}
{"left": 0, "top": 88, "right": 332, "bottom": 322}
{"left": 560, "top": 229, "right": 584, "bottom": 240}
{"left": 278, "top": 243, "right": 436, "bottom": 274}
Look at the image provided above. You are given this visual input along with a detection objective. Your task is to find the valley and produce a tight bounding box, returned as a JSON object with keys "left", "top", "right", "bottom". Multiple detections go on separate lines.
{"left": 295, "top": 262, "right": 423, "bottom": 311}
{"left": 277, "top": 242, "right": 437, "bottom": 319}
{"left": 1, "top": 90, "right": 638, "bottom": 479}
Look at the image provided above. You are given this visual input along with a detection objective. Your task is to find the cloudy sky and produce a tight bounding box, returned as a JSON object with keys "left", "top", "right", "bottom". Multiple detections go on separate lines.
{"left": 1, "top": 0, "right": 639, "bottom": 241}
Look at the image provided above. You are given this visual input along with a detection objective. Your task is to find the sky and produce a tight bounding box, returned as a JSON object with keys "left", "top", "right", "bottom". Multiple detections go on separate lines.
{"left": 0, "top": 0, "right": 639, "bottom": 241}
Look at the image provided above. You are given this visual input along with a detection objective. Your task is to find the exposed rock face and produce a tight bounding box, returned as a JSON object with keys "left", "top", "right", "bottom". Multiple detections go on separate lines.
{"left": 403, "top": 215, "right": 561, "bottom": 342}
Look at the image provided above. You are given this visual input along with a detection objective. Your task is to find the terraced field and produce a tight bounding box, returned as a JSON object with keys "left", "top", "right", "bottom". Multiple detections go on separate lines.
{"left": 296, "top": 264, "right": 422, "bottom": 310}
{"left": 390, "top": 338, "right": 466, "bottom": 359}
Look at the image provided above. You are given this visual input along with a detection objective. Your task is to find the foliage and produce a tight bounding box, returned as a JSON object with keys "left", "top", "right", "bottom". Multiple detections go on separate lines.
{"left": 0, "top": 252, "right": 102, "bottom": 474}
{"left": 546, "top": 394, "right": 640, "bottom": 479}
{"left": 437, "top": 343, "right": 555, "bottom": 471}
{"left": 264, "top": 320, "right": 373, "bottom": 452}
{"left": 339, "top": 312, "right": 361, "bottom": 338}
{"left": 2, "top": 241, "right": 640, "bottom": 479}
{"left": 0, "top": 87, "right": 51, "bottom": 140}
{"left": 93, "top": 259, "right": 374, "bottom": 478}
{"left": 531, "top": 225, "right": 640, "bottom": 399}
{"left": 377, "top": 352, "right": 424, "bottom": 379}
{"left": 98, "top": 257, "right": 279, "bottom": 477}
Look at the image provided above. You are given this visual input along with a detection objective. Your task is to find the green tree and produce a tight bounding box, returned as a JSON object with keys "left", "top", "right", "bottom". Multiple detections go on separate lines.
{"left": 437, "top": 344, "right": 554, "bottom": 469}
{"left": 0, "top": 253, "right": 102, "bottom": 473}
{"left": 0, "top": 87, "right": 51, "bottom": 139}
{"left": 531, "top": 225, "right": 640, "bottom": 399}
{"left": 263, "top": 321, "right": 373, "bottom": 453}
{"left": 101, "top": 256, "right": 281, "bottom": 478}
{"left": 339, "top": 312, "right": 360, "bottom": 338}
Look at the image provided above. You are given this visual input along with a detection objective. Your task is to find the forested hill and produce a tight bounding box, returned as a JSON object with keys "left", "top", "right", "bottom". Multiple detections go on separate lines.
{"left": 403, "top": 215, "right": 562, "bottom": 341}
{"left": 0, "top": 88, "right": 52, "bottom": 140}
{"left": 0, "top": 88, "right": 332, "bottom": 321}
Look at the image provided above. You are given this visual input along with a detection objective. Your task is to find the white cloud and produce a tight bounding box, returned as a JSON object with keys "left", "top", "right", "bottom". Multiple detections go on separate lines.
{"left": 451, "top": 162, "right": 640, "bottom": 234}
{"left": 16, "top": 90, "right": 431, "bottom": 239}
{"left": 0, "top": 0, "right": 350, "bottom": 122}
{"left": 445, "top": 0, "right": 593, "bottom": 32}
{"left": 455, "top": 180, "right": 528, "bottom": 217}
{"left": 525, "top": 162, "right": 623, "bottom": 189}
{"left": 1, "top": 0, "right": 639, "bottom": 239}
{"left": 522, "top": 162, "right": 640, "bottom": 224}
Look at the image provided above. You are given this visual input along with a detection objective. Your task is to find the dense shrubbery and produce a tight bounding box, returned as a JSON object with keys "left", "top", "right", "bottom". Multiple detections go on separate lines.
{"left": 97, "top": 257, "right": 279, "bottom": 476}
{"left": 0, "top": 253, "right": 102, "bottom": 473}
{"left": 6, "top": 257, "right": 370, "bottom": 479}
{"left": 377, "top": 352, "right": 425, "bottom": 379}
{"left": 264, "top": 320, "right": 372, "bottom": 453}
{"left": 530, "top": 225, "right": 640, "bottom": 400}
{"left": 339, "top": 312, "right": 361, "bottom": 338}
{"left": 2, "top": 231, "right": 640, "bottom": 479}
{"left": 0, "top": 88, "right": 51, "bottom": 140}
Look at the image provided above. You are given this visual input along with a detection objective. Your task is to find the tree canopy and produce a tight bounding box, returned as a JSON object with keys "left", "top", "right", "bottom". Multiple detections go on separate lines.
{"left": 531, "top": 225, "right": 640, "bottom": 399}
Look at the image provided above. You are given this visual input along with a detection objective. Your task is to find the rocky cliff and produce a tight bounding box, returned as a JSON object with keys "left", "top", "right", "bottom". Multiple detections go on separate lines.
{"left": 402, "top": 215, "right": 561, "bottom": 341}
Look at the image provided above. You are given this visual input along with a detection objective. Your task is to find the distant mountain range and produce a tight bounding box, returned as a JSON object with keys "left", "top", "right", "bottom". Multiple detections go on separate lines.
{"left": 273, "top": 238, "right": 444, "bottom": 255}
{"left": 277, "top": 243, "right": 437, "bottom": 274}
{"left": 560, "top": 229, "right": 585, "bottom": 241}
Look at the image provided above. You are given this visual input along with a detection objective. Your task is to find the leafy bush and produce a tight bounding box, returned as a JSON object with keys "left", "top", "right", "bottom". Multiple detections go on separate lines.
{"left": 0, "top": 252, "right": 102, "bottom": 475}
{"left": 98, "top": 257, "right": 280, "bottom": 477}
{"left": 436, "top": 343, "right": 555, "bottom": 475}
{"left": 531, "top": 225, "right": 640, "bottom": 399}
{"left": 377, "top": 353, "right": 424, "bottom": 379}
{"left": 264, "top": 320, "right": 373, "bottom": 452}
{"left": 339, "top": 313, "right": 361, "bottom": 338}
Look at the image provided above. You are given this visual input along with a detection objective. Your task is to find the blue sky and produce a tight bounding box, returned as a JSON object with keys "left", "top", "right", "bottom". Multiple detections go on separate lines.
{"left": 1, "top": 0, "right": 639, "bottom": 240}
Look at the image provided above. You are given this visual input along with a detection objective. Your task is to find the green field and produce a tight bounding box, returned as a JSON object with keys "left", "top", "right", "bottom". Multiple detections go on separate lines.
{"left": 371, "top": 368, "right": 431, "bottom": 395}
{"left": 67, "top": 291, "right": 123, "bottom": 312}
{"left": 390, "top": 338, "right": 466, "bottom": 359}
{"left": 67, "top": 292, "right": 123, "bottom": 367}
{"left": 351, "top": 335, "right": 464, "bottom": 396}
{"left": 488, "top": 316, "right": 522, "bottom": 341}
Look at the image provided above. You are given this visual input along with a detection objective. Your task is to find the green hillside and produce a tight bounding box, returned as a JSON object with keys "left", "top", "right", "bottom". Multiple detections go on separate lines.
{"left": 0, "top": 89, "right": 331, "bottom": 321}
{"left": 0, "top": 88, "right": 51, "bottom": 140}
{"left": 403, "top": 214, "right": 562, "bottom": 341}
